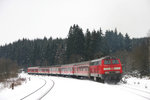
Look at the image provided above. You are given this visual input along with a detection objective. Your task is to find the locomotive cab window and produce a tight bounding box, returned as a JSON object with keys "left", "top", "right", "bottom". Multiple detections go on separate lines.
{"left": 99, "top": 60, "right": 101, "bottom": 65}
{"left": 112, "top": 60, "right": 119, "bottom": 64}
{"left": 90, "top": 62, "right": 94, "bottom": 66}
{"left": 95, "top": 61, "right": 99, "bottom": 65}
{"left": 104, "top": 60, "right": 111, "bottom": 64}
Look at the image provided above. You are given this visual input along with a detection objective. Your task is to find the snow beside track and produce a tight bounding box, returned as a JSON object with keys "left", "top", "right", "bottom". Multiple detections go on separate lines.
{"left": 0, "top": 73, "right": 150, "bottom": 100}
{"left": 44, "top": 76, "right": 147, "bottom": 100}
{"left": 0, "top": 73, "right": 45, "bottom": 100}
{"left": 124, "top": 76, "right": 150, "bottom": 90}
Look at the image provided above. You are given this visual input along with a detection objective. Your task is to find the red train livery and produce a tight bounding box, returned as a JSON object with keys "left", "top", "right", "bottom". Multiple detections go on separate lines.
{"left": 28, "top": 56, "right": 122, "bottom": 82}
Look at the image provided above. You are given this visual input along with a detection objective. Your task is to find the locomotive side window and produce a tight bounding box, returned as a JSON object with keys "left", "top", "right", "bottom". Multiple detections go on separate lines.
{"left": 99, "top": 61, "right": 101, "bottom": 65}
{"left": 112, "top": 60, "right": 119, "bottom": 64}
{"left": 104, "top": 60, "right": 111, "bottom": 64}
{"left": 90, "top": 61, "right": 100, "bottom": 66}
{"left": 95, "top": 62, "right": 98, "bottom": 65}
{"left": 90, "top": 62, "right": 94, "bottom": 66}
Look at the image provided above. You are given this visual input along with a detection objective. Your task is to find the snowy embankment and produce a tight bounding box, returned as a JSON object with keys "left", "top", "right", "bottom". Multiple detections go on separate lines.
{"left": 0, "top": 73, "right": 150, "bottom": 100}
{"left": 0, "top": 73, "right": 45, "bottom": 100}
{"left": 124, "top": 76, "right": 150, "bottom": 89}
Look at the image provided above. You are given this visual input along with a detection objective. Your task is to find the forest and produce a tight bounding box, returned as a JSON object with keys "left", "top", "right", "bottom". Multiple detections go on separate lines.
{"left": 0, "top": 24, "right": 149, "bottom": 76}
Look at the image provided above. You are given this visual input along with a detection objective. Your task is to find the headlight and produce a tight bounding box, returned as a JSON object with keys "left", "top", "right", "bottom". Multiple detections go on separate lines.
{"left": 114, "top": 67, "right": 121, "bottom": 70}
{"left": 104, "top": 68, "right": 111, "bottom": 70}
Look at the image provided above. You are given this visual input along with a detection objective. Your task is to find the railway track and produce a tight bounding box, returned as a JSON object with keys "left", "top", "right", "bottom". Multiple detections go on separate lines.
{"left": 38, "top": 79, "right": 55, "bottom": 100}
{"left": 116, "top": 84, "right": 150, "bottom": 100}
{"left": 20, "top": 77, "right": 55, "bottom": 100}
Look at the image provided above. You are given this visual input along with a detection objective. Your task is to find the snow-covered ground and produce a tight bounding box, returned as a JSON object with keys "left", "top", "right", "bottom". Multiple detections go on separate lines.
{"left": 0, "top": 73, "right": 45, "bottom": 100}
{"left": 0, "top": 73, "right": 150, "bottom": 100}
{"left": 124, "top": 76, "right": 150, "bottom": 89}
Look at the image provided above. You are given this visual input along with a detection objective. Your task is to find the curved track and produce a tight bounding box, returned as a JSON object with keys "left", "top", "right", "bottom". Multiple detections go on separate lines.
{"left": 20, "top": 78, "right": 46, "bottom": 100}
{"left": 20, "top": 78, "right": 55, "bottom": 100}
{"left": 38, "top": 79, "right": 55, "bottom": 100}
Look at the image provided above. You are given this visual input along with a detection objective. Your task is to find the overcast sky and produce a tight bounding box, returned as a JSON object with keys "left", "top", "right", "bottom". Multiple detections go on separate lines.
{"left": 0, "top": 0, "right": 150, "bottom": 45}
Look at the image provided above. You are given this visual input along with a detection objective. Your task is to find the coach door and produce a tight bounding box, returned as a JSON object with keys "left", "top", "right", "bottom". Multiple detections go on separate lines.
{"left": 88, "top": 66, "right": 90, "bottom": 78}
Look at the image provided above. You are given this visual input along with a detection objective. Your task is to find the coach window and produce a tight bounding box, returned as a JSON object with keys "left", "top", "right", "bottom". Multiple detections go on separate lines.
{"left": 70, "top": 68, "right": 72, "bottom": 71}
{"left": 82, "top": 67, "right": 84, "bottom": 71}
{"left": 79, "top": 67, "right": 81, "bottom": 71}
{"left": 80, "top": 67, "right": 81, "bottom": 71}
{"left": 84, "top": 67, "right": 87, "bottom": 71}
{"left": 81, "top": 67, "right": 83, "bottom": 71}
{"left": 83, "top": 67, "right": 85, "bottom": 71}
{"left": 85, "top": 67, "right": 88, "bottom": 71}
{"left": 78, "top": 68, "right": 79, "bottom": 72}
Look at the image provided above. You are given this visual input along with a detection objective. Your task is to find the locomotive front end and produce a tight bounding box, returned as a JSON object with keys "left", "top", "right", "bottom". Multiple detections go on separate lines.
{"left": 101, "top": 57, "right": 122, "bottom": 82}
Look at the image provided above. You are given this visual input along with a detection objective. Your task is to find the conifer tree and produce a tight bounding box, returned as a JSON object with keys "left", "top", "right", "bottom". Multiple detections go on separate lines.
{"left": 85, "top": 29, "right": 92, "bottom": 60}
{"left": 125, "top": 33, "right": 131, "bottom": 51}
{"left": 66, "top": 25, "right": 85, "bottom": 62}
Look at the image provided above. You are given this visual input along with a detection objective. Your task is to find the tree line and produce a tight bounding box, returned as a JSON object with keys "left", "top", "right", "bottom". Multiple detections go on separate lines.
{"left": 0, "top": 58, "right": 18, "bottom": 82}
{"left": 0, "top": 24, "right": 149, "bottom": 76}
{"left": 111, "top": 38, "right": 149, "bottom": 76}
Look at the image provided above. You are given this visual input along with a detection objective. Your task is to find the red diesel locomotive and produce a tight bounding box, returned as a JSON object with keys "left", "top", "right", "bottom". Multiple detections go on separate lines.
{"left": 28, "top": 56, "right": 122, "bottom": 82}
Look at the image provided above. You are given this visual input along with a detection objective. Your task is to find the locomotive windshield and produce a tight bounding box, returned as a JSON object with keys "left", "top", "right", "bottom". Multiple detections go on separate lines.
{"left": 104, "top": 59, "right": 120, "bottom": 64}
{"left": 104, "top": 60, "right": 111, "bottom": 64}
{"left": 112, "top": 60, "right": 119, "bottom": 64}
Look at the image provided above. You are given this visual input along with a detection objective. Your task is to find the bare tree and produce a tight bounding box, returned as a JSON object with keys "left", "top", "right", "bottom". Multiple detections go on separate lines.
{"left": 0, "top": 58, "right": 18, "bottom": 82}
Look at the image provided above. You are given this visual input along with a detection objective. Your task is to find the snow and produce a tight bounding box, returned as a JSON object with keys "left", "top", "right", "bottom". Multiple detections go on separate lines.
{"left": 0, "top": 73, "right": 150, "bottom": 100}
{"left": 124, "top": 76, "right": 150, "bottom": 90}
{"left": 0, "top": 73, "right": 45, "bottom": 100}
{"left": 44, "top": 77, "right": 148, "bottom": 100}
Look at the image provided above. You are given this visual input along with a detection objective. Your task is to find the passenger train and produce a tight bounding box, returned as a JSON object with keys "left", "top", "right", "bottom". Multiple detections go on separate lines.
{"left": 28, "top": 56, "right": 123, "bottom": 83}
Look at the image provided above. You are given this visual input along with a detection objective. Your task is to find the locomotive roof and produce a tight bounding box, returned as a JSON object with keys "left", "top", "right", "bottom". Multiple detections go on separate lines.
{"left": 28, "top": 66, "right": 39, "bottom": 69}
{"left": 91, "top": 56, "right": 118, "bottom": 62}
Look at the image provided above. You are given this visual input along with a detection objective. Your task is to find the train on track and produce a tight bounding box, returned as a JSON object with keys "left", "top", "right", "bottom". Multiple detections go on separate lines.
{"left": 28, "top": 56, "right": 123, "bottom": 83}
